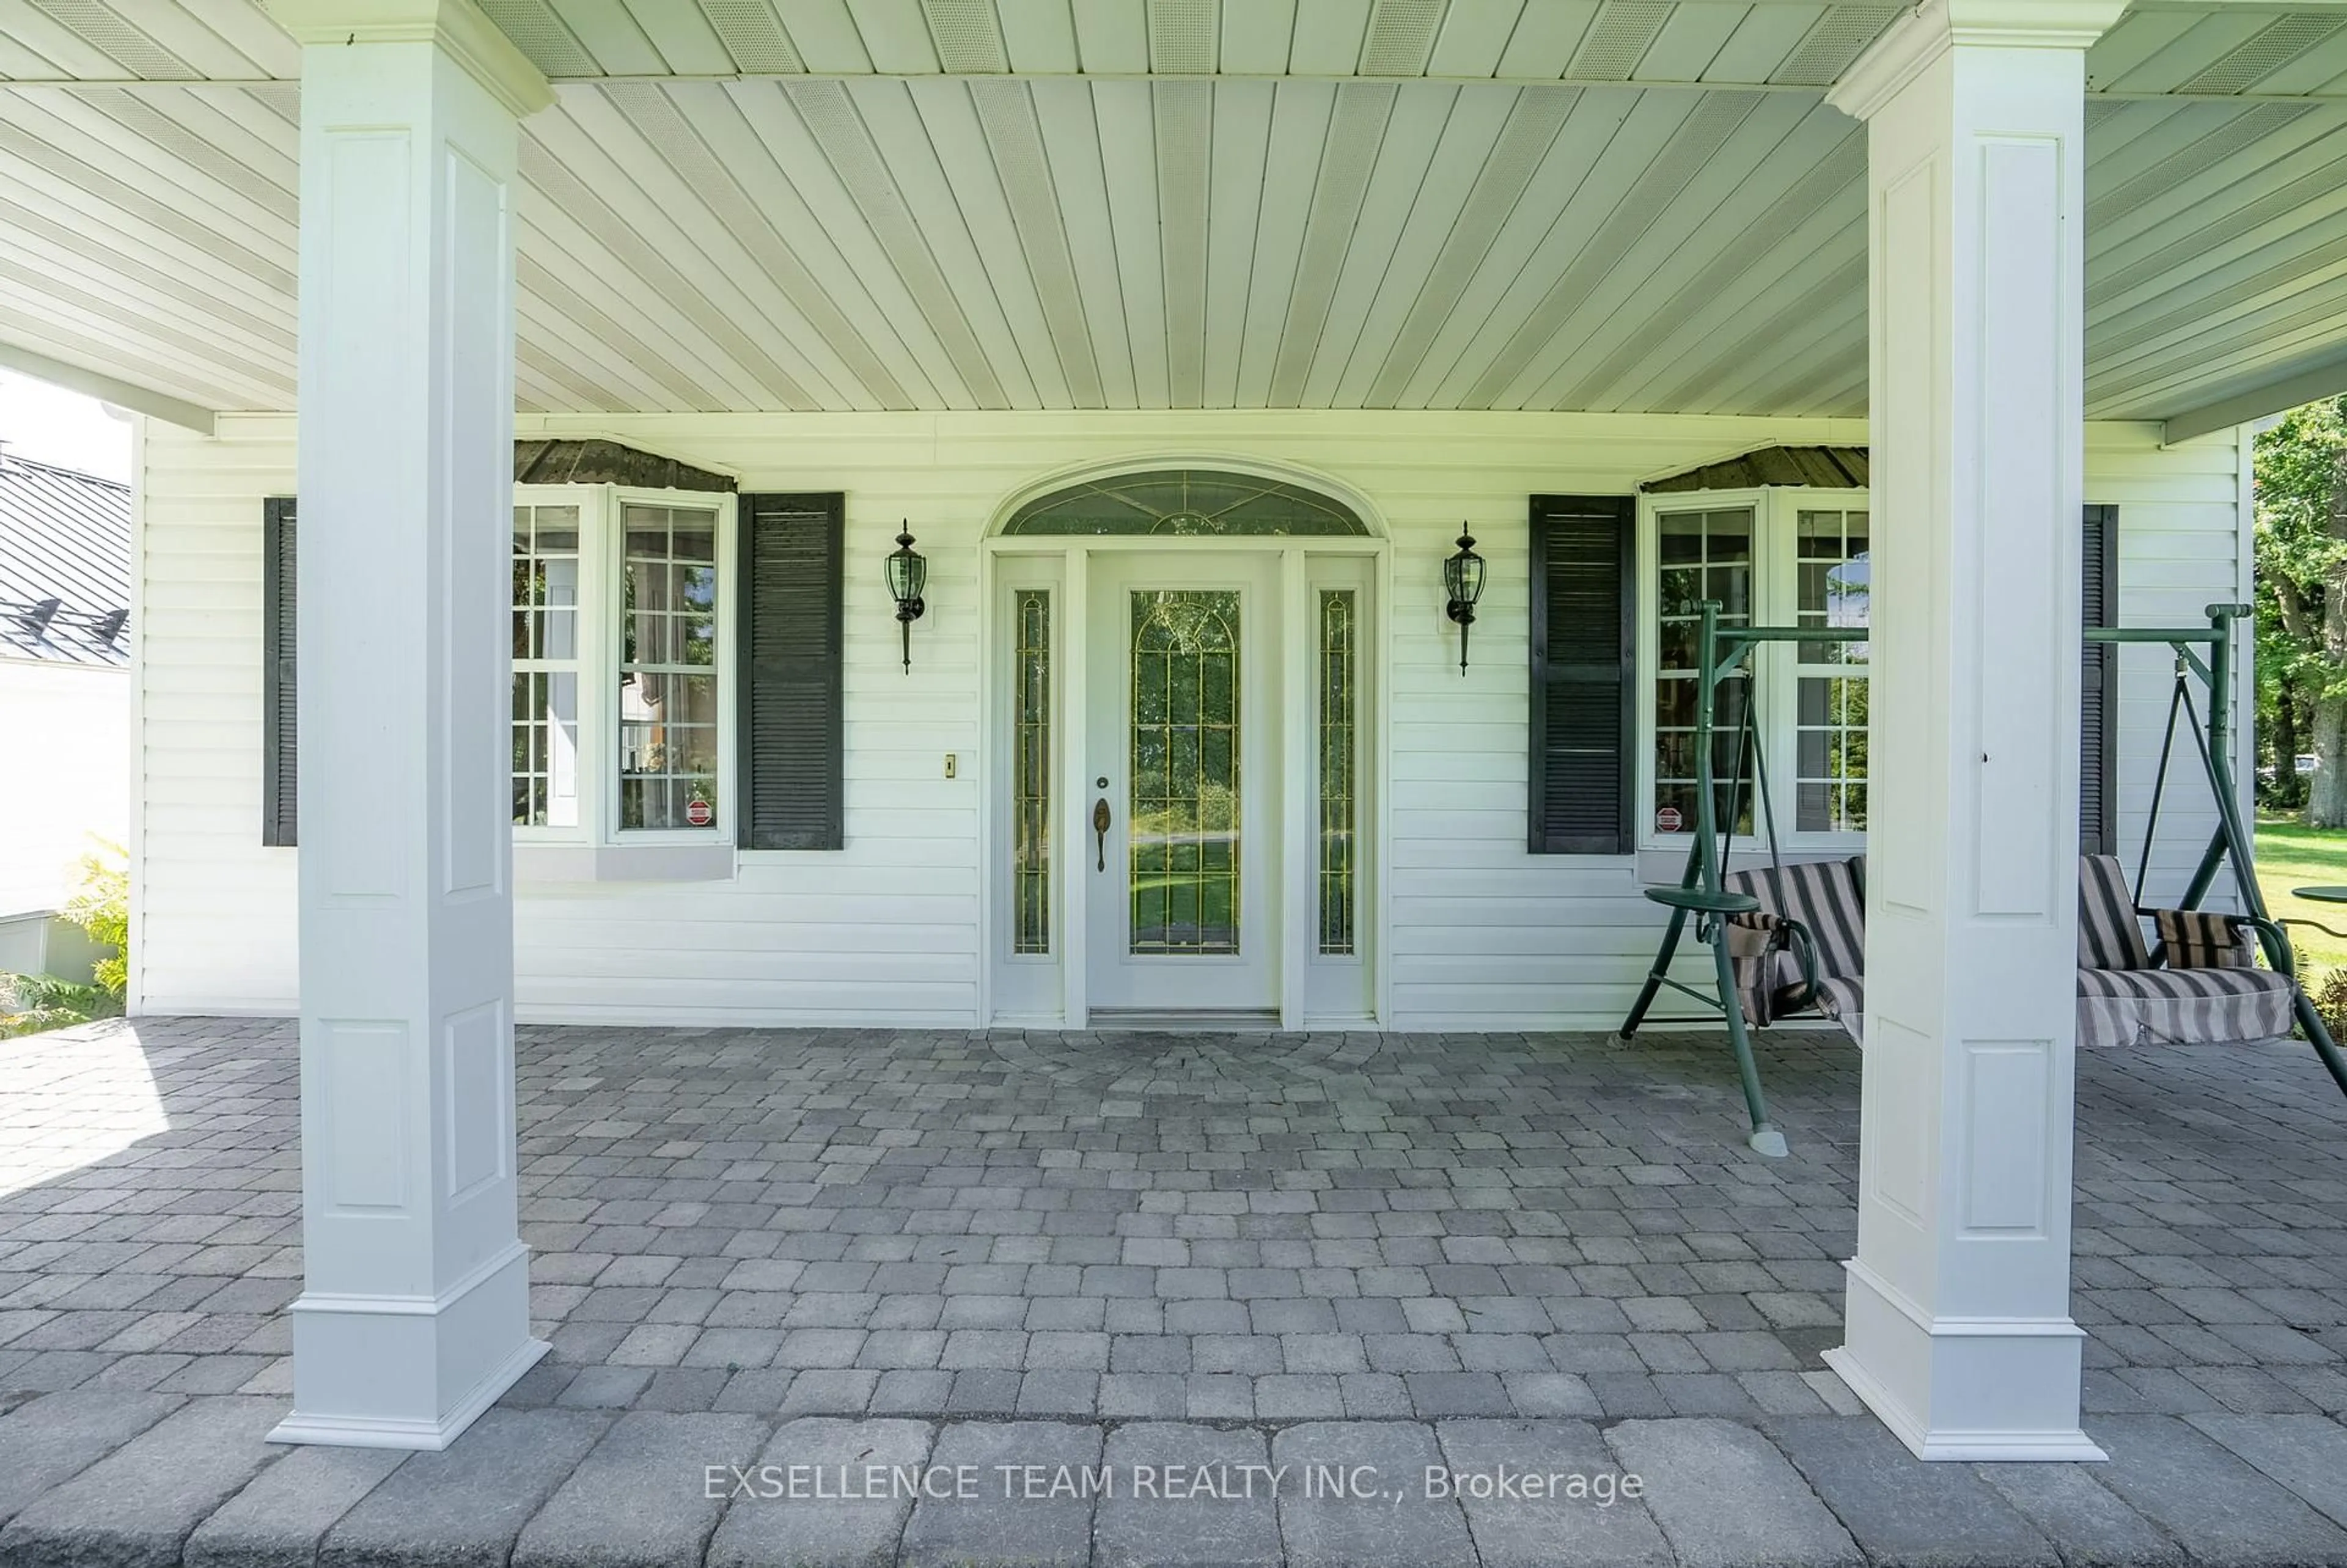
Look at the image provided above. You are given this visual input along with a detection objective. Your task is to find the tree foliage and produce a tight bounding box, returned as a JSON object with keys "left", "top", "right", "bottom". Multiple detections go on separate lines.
{"left": 2254, "top": 398, "right": 2347, "bottom": 819}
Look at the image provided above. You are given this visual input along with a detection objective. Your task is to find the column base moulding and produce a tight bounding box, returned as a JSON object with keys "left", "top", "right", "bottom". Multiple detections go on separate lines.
{"left": 270, "top": 1241, "right": 546, "bottom": 1451}
{"left": 1827, "top": 1260, "right": 2106, "bottom": 1463}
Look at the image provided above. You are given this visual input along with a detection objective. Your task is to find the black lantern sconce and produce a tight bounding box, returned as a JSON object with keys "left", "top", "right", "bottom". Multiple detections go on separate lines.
{"left": 885, "top": 524, "right": 927, "bottom": 673}
{"left": 1443, "top": 528, "right": 1486, "bottom": 675}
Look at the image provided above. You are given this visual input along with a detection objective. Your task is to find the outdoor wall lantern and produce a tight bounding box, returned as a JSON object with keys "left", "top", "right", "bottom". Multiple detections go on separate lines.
{"left": 886, "top": 524, "right": 928, "bottom": 673}
{"left": 1444, "top": 528, "right": 1486, "bottom": 675}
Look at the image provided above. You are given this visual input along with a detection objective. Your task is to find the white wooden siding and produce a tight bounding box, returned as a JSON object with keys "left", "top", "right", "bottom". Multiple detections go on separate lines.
{"left": 2092, "top": 421, "right": 2258, "bottom": 914}
{"left": 132, "top": 410, "right": 2252, "bottom": 1028}
{"left": 134, "top": 417, "right": 295, "bottom": 1012}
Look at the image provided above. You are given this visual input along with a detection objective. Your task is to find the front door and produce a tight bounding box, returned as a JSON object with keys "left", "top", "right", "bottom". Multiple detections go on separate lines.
{"left": 1083, "top": 554, "right": 1281, "bottom": 1016}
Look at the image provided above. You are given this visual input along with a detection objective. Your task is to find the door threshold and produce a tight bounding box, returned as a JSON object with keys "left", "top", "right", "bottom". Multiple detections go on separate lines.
{"left": 1086, "top": 1008, "right": 1283, "bottom": 1033}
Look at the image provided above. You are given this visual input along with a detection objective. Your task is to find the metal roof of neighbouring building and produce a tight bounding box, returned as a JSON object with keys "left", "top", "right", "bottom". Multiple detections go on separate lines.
{"left": 0, "top": 450, "right": 131, "bottom": 668}
{"left": 1640, "top": 445, "right": 1871, "bottom": 494}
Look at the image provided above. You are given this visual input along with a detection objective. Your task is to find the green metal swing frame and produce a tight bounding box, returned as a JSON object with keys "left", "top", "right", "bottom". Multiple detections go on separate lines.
{"left": 1614, "top": 601, "right": 1865, "bottom": 1157}
{"left": 1615, "top": 599, "right": 2347, "bottom": 1161}
{"left": 2096, "top": 605, "right": 2347, "bottom": 1099}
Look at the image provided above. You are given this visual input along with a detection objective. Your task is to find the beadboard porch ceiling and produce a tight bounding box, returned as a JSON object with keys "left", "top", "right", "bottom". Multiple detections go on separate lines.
{"left": 4, "top": 1, "right": 2347, "bottom": 425}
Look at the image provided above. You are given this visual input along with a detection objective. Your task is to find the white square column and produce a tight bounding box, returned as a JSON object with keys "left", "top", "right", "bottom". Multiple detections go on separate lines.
{"left": 1823, "top": 0, "right": 2125, "bottom": 1462}
{"left": 270, "top": 0, "right": 553, "bottom": 1450}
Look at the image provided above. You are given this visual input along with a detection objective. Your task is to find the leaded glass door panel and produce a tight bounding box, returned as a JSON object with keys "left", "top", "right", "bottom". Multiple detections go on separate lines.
{"left": 1084, "top": 555, "right": 1280, "bottom": 1014}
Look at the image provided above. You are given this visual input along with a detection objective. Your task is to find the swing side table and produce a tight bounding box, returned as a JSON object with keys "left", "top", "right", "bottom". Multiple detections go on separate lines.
{"left": 1644, "top": 885, "right": 1762, "bottom": 915}
{"left": 2289, "top": 887, "right": 2347, "bottom": 940}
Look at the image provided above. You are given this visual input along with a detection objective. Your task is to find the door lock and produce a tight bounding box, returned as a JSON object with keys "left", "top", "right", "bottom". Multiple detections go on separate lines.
{"left": 1092, "top": 797, "right": 1112, "bottom": 872}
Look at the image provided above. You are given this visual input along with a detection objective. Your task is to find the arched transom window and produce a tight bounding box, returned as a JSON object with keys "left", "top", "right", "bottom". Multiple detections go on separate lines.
{"left": 1002, "top": 469, "right": 1368, "bottom": 537}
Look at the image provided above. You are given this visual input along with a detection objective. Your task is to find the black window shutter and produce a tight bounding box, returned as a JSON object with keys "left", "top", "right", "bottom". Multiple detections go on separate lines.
{"left": 1529, "top": 495, "right": 1636, "bottom": 854}
{"left": 2080, "top": 504, "right": 2120, "bottom": 855}
{"left": 738, "top": 493, "right": 845, "bottom": 850}
{"left": 262, "top": 497, "right": 298, "bottom": 847}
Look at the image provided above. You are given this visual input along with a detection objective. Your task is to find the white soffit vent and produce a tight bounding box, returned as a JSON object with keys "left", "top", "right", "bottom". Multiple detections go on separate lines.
{"left": 922, "top": 0, "right": 1010, "bottom": 73}
{"left": 2096, "top": 241, "right": 2341, "bottom": 364}
{"left": 27, "top": 1, "right": 195, "bottom": 79}
{"left": 1271, "top": 82, "right": 1396, "bottom": 407}
{"left": 1466, "top": 91, "right": 1757, "bottom": 407}
{"left": 1650, "top": 251, "right": 1864, "bottom": 414}
{"left": 1769, "top": 6, "right": 1901, "bottom": 87}
{"left": 516, "top": 252, "right": 721, "bottom": 408}
{"left": 2176, "top": 14, "right": 2346, "bottom": 95}
{"left": 68, "top": 87, "right": 299, "bottom": 222}
{"left": 519, "top": 342, "right": 630, "bottom": 412}
{"left": 5, "top": 194, "right": 292, "bottom": 353}
{"left": 1154, "top": 79, "right": 1211, "bottom": 405}
{"left": 1567, "top": 0, "right": 1673, "bottom": 81}
{"left": 0, "top": 115, "right": 292, "bottom": 291}
{"left": 1560, "top": 134, "right": 1865, "bottom": 411}
{"left": 245, "top": 82, "right": 298, "bottom": 122}
{"left": 969, "top": 79, "right": 1103, "bottom": 404}
{"left": 603, "top": 82, "right": 908, "bottom": 407}
{"left": 698, "top": 1, "right": 806, "bottom": 73}
{"left": 2090, "top": 101, "right": 2312, "bottom": 226}
{"left": 474, "top": 0, "right": 600, "bottom": 76}
{"left": 519, "top": 134, "right": 814, "bottom": 406}
{"left": 1368, "top": 87, "right": 1575, "bottom": 406}
{"left": 2098, "top": 153, "right": 2338, "bottom": 301}
{"left": 1359, "top": 0, "right": 1449, "bottom": 76}
{"left": 782, "top": 79, "right": 1006, "bottom": 406}
{"left": 1148, "top": 0, "right": 1219, "bottom": 73}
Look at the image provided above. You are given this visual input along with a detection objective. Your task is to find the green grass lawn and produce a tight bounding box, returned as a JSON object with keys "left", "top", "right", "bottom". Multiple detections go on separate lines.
{"left": 2257, "top": 815, "right": 2347, "bottom": 980}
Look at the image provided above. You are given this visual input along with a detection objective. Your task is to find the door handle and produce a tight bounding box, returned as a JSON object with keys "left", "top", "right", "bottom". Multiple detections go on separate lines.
{"left": 1093, "top": 797, "right": 1112, "bottom": 872}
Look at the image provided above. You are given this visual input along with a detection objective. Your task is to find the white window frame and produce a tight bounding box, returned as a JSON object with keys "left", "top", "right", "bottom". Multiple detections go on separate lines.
{"left": 1635, "top": 485, "right": 1870, "bottom": 855}
{"left": 510, "top": 496, "right": 590, "bottom": 836}
{"left": 510, "top": 482, "right": 738, "bottom": 852}
{"left": 606, "top": 487, "right": 737, "bottom": 846}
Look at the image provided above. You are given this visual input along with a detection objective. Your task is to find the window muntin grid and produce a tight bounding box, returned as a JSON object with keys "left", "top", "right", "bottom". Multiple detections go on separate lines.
{"left": 1004, "top": 469, "right": 1368, "bottom": 536}
{"left": 1129, "top": 590, "right": 1241, "bottom": 955}
{"left": 1318, "top": 590, "right": 1357, "bottom": 956}
{"left": 1795, "top": 509, "right": 1870, "bottom": 833}
{"left": 1012, "top": 588, "right": 1051, "bottom": 956}
{"left": 618, "top": 504, "right": 720, "bottom": 832}
{"left": 1654, "top": 507, "right": 1755, "bottom": 836}
{"left": 512, "top": 504, "right": 581, "bottom": 828}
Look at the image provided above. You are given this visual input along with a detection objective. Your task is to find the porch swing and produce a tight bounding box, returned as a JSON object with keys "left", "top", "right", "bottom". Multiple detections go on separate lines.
{"left": 2074, "top": 605, "right": 2346, "bottom": 1093}
{"left": 1612, "top": 600, "right": 1867, "bottom": 1156}
{"left": 1614, "top": 600, "right": 2347, "bottom": 1159}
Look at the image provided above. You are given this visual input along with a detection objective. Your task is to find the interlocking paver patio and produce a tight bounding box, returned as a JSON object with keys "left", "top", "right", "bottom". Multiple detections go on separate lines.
{"left": 5, "top": 1016, "right": 2347, "bottom": 1564}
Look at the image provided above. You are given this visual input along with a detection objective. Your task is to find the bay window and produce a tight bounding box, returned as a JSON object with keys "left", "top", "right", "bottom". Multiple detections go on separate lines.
{"left": 617, "top": 504, "right": 722, "bottom": 832}
{"left": 511, "top": 502, "right": 582, "bottom": 829}
{"left": 1792, "top": 507, "right": 1870, "bottom": 835}
{"left": 1653, "top": 507, "right": 1757, "bottom": 837}
{"left": 1640, "top": 488, "right": 1869, "bottom": 848}
{"left": 510, "top": 485, "right": 735, "bottom": 846}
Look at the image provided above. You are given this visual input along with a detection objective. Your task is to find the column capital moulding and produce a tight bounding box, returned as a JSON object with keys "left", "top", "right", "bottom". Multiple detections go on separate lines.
{"left": 1829, "top": 0, "right": 2132, "bottom": 122}
{"left": 262, "top": 0, "right": 553, "bottom": 117}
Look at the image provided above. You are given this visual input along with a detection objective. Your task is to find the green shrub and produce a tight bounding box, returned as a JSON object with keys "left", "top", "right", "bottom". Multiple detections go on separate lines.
{"left": 1, "top": 840, "right": 129, "bottom": 1039}
{"left": 2316, "top": 969, "right": 2347, "bottom": 1046}
{"left": 64, "top": 839, "right": 128, "bottom": 1004}
{"left": 0, "top": 972, "right": 114, "bottom": 1038}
